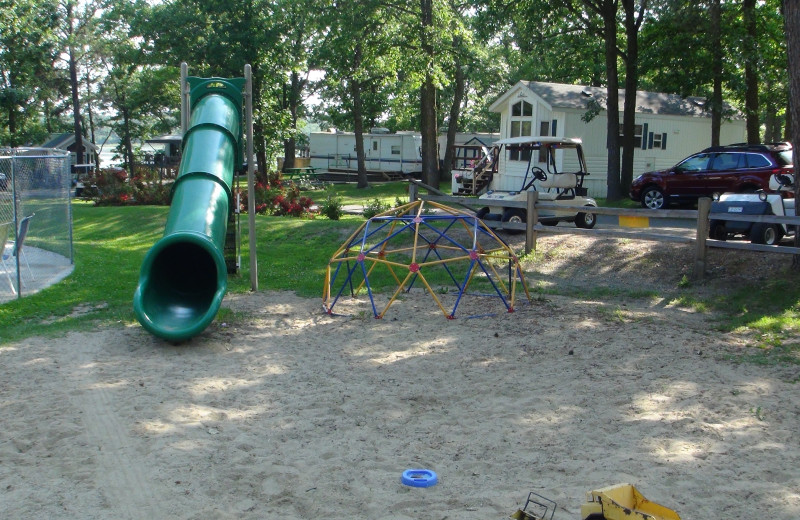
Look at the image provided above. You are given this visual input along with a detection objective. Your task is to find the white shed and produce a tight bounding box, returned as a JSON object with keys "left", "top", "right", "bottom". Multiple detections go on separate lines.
{"left": 489, "top": 81, "right": 747, "bottom": 197}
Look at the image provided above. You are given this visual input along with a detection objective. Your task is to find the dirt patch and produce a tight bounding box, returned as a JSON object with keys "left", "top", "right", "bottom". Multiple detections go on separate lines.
{"left": 511, "top": 232, "right": 796, "bottom": 297}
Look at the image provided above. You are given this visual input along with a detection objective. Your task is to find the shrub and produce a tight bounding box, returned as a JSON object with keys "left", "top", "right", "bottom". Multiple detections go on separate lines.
{"left": 236, "top": 176, "right": 316, "bottom": 218}
{"left": 363, "top": 197, "right": 391, "bottom": 219}
{"left": 86, "top": 164, "right": 315, "bottom": 220}
{"left": 85, "top": 166, "right": 172, "bottom": 206}
{"left": 320, "top": 186, "right": 343, "bottom": 220}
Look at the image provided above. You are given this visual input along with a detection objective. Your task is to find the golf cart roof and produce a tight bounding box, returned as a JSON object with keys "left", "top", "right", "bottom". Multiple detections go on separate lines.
{"left": 494, "top": 136, "right": 583, "bottom": 147}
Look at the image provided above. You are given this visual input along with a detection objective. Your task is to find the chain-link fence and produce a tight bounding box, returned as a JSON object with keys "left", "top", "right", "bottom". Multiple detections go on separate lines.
{"left": 0, "top": 148, "right": 74, "bottom": 301}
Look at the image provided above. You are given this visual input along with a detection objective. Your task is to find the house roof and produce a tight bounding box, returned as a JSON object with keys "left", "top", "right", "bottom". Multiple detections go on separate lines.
{"left": 145, "top": 134, "right": 182, "bottom": 145}
{"left": 489, "top": 81, "right": 740, "bottom": 118}
{"left": 39, "top": 133, "right": 99, "bottom": 152}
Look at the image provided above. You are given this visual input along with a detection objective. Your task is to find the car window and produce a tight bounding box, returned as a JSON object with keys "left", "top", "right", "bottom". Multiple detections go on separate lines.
{"left": 676, "top": 153, "right": 711, "bottom": 172}
{"left": 777, "top": 150, "right": 794, "bottom": 166}
{"left": 710, "top": 152, "right": 741, "bottom": 171}
{"left": 744, "top": 153, "right": 771, "bottom": 169}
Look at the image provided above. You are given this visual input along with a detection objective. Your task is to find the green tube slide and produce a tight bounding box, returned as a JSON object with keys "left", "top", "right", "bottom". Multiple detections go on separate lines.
{"left": 134, "top": 77, "right": 244, "bottom": 341}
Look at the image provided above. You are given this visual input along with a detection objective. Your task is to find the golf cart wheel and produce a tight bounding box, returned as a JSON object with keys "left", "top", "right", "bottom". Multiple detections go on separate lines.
{"left": 575, "top": 208, "right": 596, "bottom": 229}
{"left": 709, "top": 221, "right": 727, "bottom": 241}
{"left": 501, "top": 208, "right": 526, "bottom": 223}
{"left": 501, "top": 208, "right": 526, "bottom": 234}
{"left": 750, "top": 223, "right": 783, "bottom": 245}
{"left": 476, "top": 207, "right": 490, "bottom": 220}
{"left": 641, "top": 186, "right": 665, "bottom": 210}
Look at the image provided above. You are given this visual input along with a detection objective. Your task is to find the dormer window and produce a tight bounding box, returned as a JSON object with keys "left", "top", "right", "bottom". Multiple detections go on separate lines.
{"left": 509, "top": 100, "right": 534, "bottom": 161}
{"left": 512, "top": 100, "right": 533, "bottom": 117}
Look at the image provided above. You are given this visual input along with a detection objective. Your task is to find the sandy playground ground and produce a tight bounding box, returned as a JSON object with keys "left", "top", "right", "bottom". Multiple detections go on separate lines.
{"left": 1, "top": 235, "right": 799, "bottom": 519}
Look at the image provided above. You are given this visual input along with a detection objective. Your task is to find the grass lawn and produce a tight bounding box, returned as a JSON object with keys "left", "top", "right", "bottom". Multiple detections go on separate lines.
{"left": 1, "top": 181, "right": 799, "bottom": 370}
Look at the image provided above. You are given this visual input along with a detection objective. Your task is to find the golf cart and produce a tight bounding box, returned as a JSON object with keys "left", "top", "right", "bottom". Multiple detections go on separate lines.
{"left": 709, "top": 172, "right": 796, "bottom": 245}
{"left": 469, "top": 136, "right": 598, "bottom": 229}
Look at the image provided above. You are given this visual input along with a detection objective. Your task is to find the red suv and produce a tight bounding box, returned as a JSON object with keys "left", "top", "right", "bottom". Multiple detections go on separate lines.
{"left": 629, "top": 142, "right": 794, "bottom": 209}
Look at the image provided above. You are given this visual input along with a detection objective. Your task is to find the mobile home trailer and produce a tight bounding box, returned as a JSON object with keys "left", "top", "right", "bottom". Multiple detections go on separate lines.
{"left": 309, "top": 130, "right": 422, "bottom": 175}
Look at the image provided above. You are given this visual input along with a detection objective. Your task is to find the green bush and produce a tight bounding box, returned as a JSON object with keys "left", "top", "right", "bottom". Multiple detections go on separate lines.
{"left": 363, "top": 197, "right": 391, "bottom": 219}
{"left": 320, "top": 185, "right": 343, "bottom": 220}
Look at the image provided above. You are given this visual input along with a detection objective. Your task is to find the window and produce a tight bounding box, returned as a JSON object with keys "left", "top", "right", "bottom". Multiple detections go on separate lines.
{"left": 509, "top": 101, "right": 533, "bottom": 161}
{"left": 510, "top": 120, "right": 532, "bottom": 138}
{"left": 391, "top": 145, "right": 400, "bottom": 155}
{"left": 710, "top": 153, "right": 742, "bottom": 171}
{"left": 744, "top": 154, "right": 771, "bottom": 168}
{"left": 676, "top": 153, "right": 712, "bottom": 172}
{"left": 512, "top": 101, "right": 533, "bottom": 117}
{"left": 652, "top": 133, "right": 662, "bottom": 149}
{"left": 372, "top": 141, "right": 379, "bottom": 151}
{"left": 619, "top": 124, "right": 643, "bottom": 148}
{"left": 538, "top": 121, "right": 550, "bottom": 162}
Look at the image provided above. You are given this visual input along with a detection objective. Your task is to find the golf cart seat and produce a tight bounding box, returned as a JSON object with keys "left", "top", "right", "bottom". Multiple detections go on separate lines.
{"left": 536, "top": 191, "right": 560, "bottom": 201}
{"left": 539, "top": 172, "right": 578, "bottom": 189}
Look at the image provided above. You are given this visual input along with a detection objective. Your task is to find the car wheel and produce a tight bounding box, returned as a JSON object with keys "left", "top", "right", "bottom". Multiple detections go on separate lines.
{"left": 575, "top": 208, "right": 596, "bottom": 229}
{"left": 709, "top": 221, "right": 727, "bottom": 241}
{"left": 501, "top": 208, "right": 526, "bottom": 234}
{"left": 750, "top": 223, "right": 782, "bottom": 245}
{"left": 475, "top": 207, "right": 490, "bottom": 220}
{"left": 641, "top": 186, "right": 665, "bottom": 210}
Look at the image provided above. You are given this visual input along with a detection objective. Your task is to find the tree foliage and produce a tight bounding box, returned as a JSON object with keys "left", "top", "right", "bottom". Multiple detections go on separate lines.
{"left": 0, "top": 0, "right": 794, "bottom": 194}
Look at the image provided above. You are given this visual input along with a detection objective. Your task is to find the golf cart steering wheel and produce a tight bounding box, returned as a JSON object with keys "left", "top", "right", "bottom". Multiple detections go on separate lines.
{"left": 776, "top": 173, "right": 794, "bottom": 189}
{"left": 531, "top": 166, "right": 547, "bottom": 182}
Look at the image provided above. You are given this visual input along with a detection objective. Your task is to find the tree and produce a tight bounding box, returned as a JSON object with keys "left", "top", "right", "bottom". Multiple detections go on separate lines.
{"left": 96, "top": 1, "right": 179, "bottom": 171}
{"left": 315, "top": 0, "right": 399, "bottom": 188}
{"left": 147, "top": 0, "right": 286, "bottom": 177}
{"left": 568, "top": 0, "right": 623, "bottom": 200}
{"left": 273, "top": 0, "right": 319, "bottom": 171}
{"left": 437, "top": 2, "right": 478, "bottom": 179}
{"left": 743, "top": 0, "right": 761, "bottom": 143}
{"left": 0, "top": 0, "right": 60, "bottom": 146}
{"left": 784, "top": 0, "right": 800, "bottom": 268}
{"left": 710, "top": 0, "right": 723, "bottom": 146}
{"left": 620, "top": 0, "right": 648, "bottom": 193}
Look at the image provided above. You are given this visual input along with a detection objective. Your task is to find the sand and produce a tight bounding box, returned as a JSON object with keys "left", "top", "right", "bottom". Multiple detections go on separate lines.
{"left": 2, "top": 278, "right": 799, "bottom": 519}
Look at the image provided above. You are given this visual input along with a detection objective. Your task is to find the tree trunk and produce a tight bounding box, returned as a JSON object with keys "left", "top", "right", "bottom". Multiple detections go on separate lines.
{"left": 282, "top": 71, "right": 304, "bottom": 172}
{"left": 7, "top": 91, "right": 17, "bottom": 146}
{"left": 744, "top": 0, "right": 760, "bottom": 144}
{"left": 352, "top": 88, "right": 369, "bottom": 189}
{"left": 710, "top": 0, "right": 723, "bottom": 146}
{"left": 600, "top": 0, "right": 622, "bottom": 200}
{"left": 441, "top": 44, "right": 465, "bottom": 181}
{"left": 350, "top": 41, "right": 369, "bottom": 189}
{"left": 419, "top": 0, "right": 440, "bottom": 188}
{"left": 69, "top": 47, "right": 84, "bottom": 166}
{"left": 784, "top": 0, "right": 800, "bottom": 269}
{"left": 620, "top": 0, "right": 644, "bottom": 193}
{"left": 85, "top": 71, "right": 99, "bottom": 170}
{"left": 251, "top": 70, "right": 268, "bottom": 179}
{"left": 121, "top": 106, "right": 135, "bottom": 173}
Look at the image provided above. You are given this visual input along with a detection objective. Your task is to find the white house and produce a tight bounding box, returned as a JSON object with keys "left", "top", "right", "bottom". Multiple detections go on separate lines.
{"left": 489, "top": 81, "right": 747, "bottom": 197}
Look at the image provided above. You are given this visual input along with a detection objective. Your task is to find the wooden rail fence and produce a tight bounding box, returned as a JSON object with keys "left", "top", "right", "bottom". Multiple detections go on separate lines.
{"left": 408, "top": 181, "right": 800, "bottom": 280}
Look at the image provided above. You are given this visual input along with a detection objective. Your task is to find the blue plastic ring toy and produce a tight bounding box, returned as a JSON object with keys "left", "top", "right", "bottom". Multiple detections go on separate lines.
{"left": 401, "top": 469, "right": 438, "bottom": 488}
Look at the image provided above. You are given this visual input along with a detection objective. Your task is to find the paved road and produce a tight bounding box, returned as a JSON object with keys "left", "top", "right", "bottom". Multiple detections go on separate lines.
{"left": 596, "top": 213, "right": 696, "bottom": 230}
